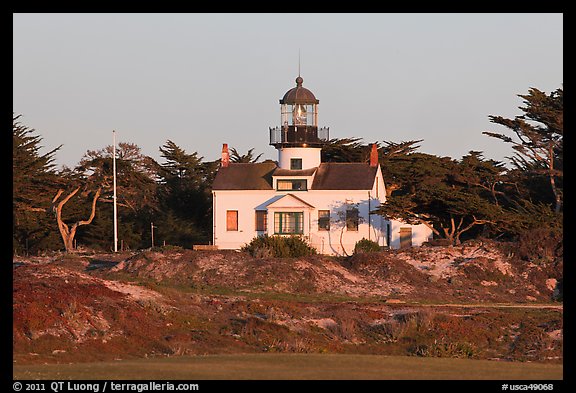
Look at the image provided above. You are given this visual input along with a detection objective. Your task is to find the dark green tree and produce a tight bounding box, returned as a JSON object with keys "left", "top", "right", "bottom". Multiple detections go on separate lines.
{"left": 378, "top": 140, "right": 423, "bottom": 197}
{"left": 454, "top": 151, "right": 511, "bottom": 207}
{"left": 484, "top": 87, "right": 563, "bottom": 213}
{"left": 75, "top": 142, "right": 160, "bottom": 250}
{"left": 12, "top": 119, "right": 105, "bottom": 253}
{"left": 155, "top": 140, "right": 216, "bottom": 247}
{"left": 12, "top": 114, "right": 62, "bottom": 254}
{"left": 230, "top": 147, "right": 263, "bottom": 163}
{"left": 321, "top": 137, "right": 369, "bottom": 163}
{"left": 321, "top": 138, "right": 423, "bottom": 198}
{"left": 158, "top": 140, "right": 204, "bottom": 187}
{"left": 375, "top": 153, "right": 505, "bottom": 245}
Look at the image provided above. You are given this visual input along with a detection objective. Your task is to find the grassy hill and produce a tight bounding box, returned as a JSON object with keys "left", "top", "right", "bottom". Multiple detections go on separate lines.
{"left": 13, "top": 241, "right": 562, "bottom": 378}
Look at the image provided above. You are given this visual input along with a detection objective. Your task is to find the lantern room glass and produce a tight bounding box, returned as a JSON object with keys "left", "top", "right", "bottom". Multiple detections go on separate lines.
{"left": 281, "top": 104, "right": 317, "bottom": 127}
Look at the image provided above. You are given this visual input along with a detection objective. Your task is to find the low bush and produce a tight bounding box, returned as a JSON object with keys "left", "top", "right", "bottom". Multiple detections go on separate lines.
{"left": 159, "top": 244, "right": 184, "bottom": 252}
{"left": 353, "top": 238, "right": 381, "bottom": 254}
{"left": 242, "top": 235, "right": 317, "bottom": 258}
{"left": 409, "top": 340, "right": 477, "bottom": 359}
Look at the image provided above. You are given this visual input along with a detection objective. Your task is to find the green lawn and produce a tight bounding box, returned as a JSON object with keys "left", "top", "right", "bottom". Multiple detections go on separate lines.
{"left": 13, "top": 353, "right": 563, "bottom": 380}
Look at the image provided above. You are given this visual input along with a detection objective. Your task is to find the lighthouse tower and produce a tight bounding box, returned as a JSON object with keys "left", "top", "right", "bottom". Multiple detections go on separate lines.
{"left": 212, "top": 73, "right": 434, "bottom": 253}
{"left": 269, "top": 76, "right": 329, "bottom": 170}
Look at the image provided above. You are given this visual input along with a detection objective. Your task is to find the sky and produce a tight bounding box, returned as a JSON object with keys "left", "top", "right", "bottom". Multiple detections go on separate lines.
{"left": 13, "top": 13, "right": 563, "bottom": 169}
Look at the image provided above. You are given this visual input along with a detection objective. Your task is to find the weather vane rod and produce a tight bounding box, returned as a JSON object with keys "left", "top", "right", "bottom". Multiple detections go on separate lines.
{"left": 298, "top": 49, "right": 301, "bottom": 77}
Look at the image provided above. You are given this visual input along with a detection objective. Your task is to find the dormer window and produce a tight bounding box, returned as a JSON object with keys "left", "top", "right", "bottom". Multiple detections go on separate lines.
{"left": 277, "top": 179, "right": 307, "bottom": 191}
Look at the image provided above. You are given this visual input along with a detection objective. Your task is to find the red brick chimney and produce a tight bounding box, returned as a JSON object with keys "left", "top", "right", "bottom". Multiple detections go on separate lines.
{"left": 370, "top": 143, "right": 379, "bottom": 167}
{"left": 221, "top": 143, "right": 229, "bottom": 168}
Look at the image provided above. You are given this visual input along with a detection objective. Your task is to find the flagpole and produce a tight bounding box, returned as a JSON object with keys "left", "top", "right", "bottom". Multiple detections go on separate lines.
{"left": 113, "top": 130, "right": 118, "bottom": 252}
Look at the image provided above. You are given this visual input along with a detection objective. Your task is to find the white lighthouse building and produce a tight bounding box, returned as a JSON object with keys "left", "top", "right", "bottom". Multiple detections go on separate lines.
{"left": 211, "top": 76, "right": 432, "bottom": 255}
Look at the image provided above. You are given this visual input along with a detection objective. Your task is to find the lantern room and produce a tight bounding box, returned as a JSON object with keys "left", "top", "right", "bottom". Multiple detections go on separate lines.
{"left": 281, "top": 76, "right": 318, "bottom": 127}
{"left": 270, "top": 76, "right": 329, "bottom": 148}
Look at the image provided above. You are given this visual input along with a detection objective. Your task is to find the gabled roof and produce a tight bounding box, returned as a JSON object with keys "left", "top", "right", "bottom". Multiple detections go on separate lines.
{"left": 212, "top": 161, "right": 379, "bottom": 191}
{"left": 212, "top": 162, "right": 276, "bottom": 190}
{"left": 311, "top": 163, "right": 378, "bottom": 190}
{"left": 264, "top": 193, "right": 315, "bottom": 209}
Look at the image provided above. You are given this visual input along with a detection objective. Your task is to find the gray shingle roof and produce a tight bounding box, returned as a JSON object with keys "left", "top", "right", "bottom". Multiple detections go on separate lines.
{"left": 272, "top": 168, "right": 317, "bottom": 177}
{"left": 211, "top": 162, "right": 276, "bottom": 190}
{"left": 212, "top": 162, "right": 378, "bottom": 191}
{"left": 311, "top": 163, "right": 378, "bottom": 190}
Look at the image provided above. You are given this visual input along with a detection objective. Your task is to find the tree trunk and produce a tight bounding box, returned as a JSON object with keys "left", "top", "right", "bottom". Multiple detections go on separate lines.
{"left": 549, "top": 144, "right": 562, "bottom": 213}
{"left": 441, "top": 216, "right": 457, "bottom": 246}
{"left": 339, "top": 226, "right": 349, "bottom": 257}
{"left": 490, "top": 182, "right": 499, "bottom": 206}
{"left": 53, "top": 187, "right": 101, "bottom": 253}
{"left": 454, "top": 216, "right": 492, "bottom": 246}
{"left": 442, "top": 227, "right": 455, "bottom": 246}
{"left": 64, "top": 233, "right": 74, "bottom": 252}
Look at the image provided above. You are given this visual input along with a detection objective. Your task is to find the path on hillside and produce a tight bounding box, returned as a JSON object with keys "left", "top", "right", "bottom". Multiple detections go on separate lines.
{"left": 391, "top": 302, "right": 563, "bottom": 310}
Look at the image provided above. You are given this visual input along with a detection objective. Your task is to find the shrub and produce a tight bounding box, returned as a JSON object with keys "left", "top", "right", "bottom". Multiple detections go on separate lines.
{"left": 353, "top": 238, "right": 381, "bottom": 254}
{"left": 554, "top": 278, "right": 563, "bottom": 301}
{"left": 159, "top": 244, "right": 184, "bottom": 252}
{"left": 516, "top": 227, "right": 563, "bottom": 264}
{"left": 409, "top": 341, "right": 476, "bottom": 358}
{"left": 242, "top": 235, "right": 317, "bottom": 258}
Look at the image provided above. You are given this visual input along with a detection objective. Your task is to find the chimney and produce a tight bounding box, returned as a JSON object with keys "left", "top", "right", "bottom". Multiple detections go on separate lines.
{"left": 370, "top": 143, "right": 379, "bottom": 167}
{"left": 221, "top": 143, "right": 229, "bottom": 168}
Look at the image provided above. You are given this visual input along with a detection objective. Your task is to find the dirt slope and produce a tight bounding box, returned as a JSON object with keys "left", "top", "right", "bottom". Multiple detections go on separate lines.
{"left": 107, "top": 240, "right": 560, "bottom": 303}
{"left": 13, "top": 241, "right": 563, "bottom": 365}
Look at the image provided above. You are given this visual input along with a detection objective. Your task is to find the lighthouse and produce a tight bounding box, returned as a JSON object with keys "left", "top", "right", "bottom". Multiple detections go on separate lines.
{"left": 211, "top": 74, "right": 433, "bottom": 254}
{"left": 269, "top": 76, "right": 329, "bottom": 170}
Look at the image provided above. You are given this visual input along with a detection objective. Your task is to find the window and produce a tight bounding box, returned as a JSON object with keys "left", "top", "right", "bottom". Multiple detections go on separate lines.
{"left": 274, "top": 212, "right": 304, "bottom": 234}
{"left": 277, "top": 179, "right": 307, "bottom": 191}
{"left": 281, "top": 104, "right": 316, "bottom": 127}
{"left": 318, "top": 210, "right": 330, "bottom": 231}
{"left": 255, "top": 210, "right": 267, "bottom": 232}
{"left": 346, "top": 208, "right": 359, "bottom": 231}
{"left": 226, "top": 210, "right": 238, "bottom": 231}
{"left": 290, "top": 158, "right": 303, "bottom": 170}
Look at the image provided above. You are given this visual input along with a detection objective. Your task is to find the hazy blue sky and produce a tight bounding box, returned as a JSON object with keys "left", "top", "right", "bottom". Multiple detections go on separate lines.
{"left": 13, "top": 13, "right": 563, "bottom": 169}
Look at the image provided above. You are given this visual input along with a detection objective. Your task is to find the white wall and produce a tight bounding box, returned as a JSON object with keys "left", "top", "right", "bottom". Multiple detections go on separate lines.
{"left": 213, "top": 167, "right": 391, "bottom": 256}
{"left": 214, "top": 188, "right": 388, "bottom": 255}
{"left": 387, "top": 219, "right": 433, "bottom": 249}
{"left": 212, "top": 190, "right": 275, "bottom": 250}
{"left": 298, "top": 190, "right": 385, "bottom": 255}
{"left": 213, "top": 165, "right": 433, "bottom": 255}
{"left": 277, "top": 147, "right": 321, "bottom": 169}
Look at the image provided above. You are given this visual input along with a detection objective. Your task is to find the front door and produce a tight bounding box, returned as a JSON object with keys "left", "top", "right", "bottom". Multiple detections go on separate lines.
{"left": 399, "top": 227, "right": 412, "bottom": 249}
